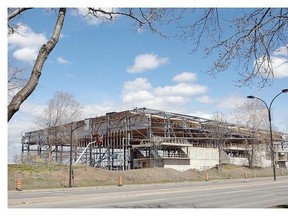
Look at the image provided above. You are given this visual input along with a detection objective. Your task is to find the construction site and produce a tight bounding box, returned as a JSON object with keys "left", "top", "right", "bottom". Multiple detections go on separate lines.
{"left": 21, "top": 107, "right": 288, "bottom": 171}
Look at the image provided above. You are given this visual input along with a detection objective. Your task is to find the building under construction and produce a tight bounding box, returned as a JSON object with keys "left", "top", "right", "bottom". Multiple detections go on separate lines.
{"left": 21, "top": 107, "right": 288, "bottom": 171}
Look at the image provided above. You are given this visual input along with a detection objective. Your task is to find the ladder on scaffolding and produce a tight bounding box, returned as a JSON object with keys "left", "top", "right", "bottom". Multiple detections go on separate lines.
{"left": 74, "top": 141, "right": 96, "bottom": 165}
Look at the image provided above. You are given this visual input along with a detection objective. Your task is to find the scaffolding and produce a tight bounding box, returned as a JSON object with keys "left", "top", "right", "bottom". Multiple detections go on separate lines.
{"left": 21, "top": 107, "right": 288, "bottom": 169}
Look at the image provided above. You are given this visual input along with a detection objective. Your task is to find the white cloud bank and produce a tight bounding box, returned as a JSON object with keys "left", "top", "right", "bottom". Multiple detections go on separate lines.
{"left": 8, "top": 24, "right": 47, "bottom": 63}
{"left": 257, "top": 45, "right": 288, "bottom": 78}
{"left": 270, "top": 46, "right": 288, "bottom": 78}
{"left": 196, "top": 95, "right": 214, "bottom": 104}
{"left": 8, "top": 101, "right": 45, "bottom": 163}
{"left": 216, "top": 93, "right": 246, "bottom": 110}
{"left": 122, "top": 72, "right": 208, "bottom": 110}
{"left": 127, "top": 53, "right": 169, "bottom": 73}
{"left": 172, "top": 72, "right": 197, "bottom": 83}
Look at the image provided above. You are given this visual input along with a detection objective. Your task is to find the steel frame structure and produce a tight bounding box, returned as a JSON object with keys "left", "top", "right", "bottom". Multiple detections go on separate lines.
{"left": 21, "top": 107, "right": 287, "bottom": 170}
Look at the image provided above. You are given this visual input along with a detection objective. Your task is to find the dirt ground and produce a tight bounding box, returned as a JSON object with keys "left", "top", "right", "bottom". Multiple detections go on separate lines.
{"left": 8, "top": 163, "right": 287, "bottom": 190}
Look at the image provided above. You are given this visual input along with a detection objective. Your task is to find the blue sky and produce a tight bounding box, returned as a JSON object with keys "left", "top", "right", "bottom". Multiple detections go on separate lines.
{"left": 5, "top": 2, "right": 288, "bottom": 163}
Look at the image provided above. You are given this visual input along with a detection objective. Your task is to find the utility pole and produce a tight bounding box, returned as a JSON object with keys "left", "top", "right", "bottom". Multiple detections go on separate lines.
{"left": 69, "top": 119, "right": 91, "bottom": 188}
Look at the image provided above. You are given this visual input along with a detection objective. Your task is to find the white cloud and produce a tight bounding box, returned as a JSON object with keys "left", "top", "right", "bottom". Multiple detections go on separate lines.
{"left": 196, "top": 95, "right": 214, "bottom": 104}
{"left": 72, "top": 8, "right": 119, "bottom": 25}
{"left": 256, "top": 46, "right": 288, "bottom": 78}
{"left": 20, "top": 102, "right": 45, "bottom": 116}
{"left": 256, "top": 56, "right": 288, "bottom": 78}
{"left": 8, "top": 119, "right": 35, "bottom": 163}
{"left": 154, "top": 72, "right": 207, "bottom": 97}
{"left": 82, "top": 102, "right": 121, "bottom": 118}
{"left": 127, "top": 53, "right": 169, "bottom": 73}
{"left": 123, "top": 77, "right": 152, "bottom": 92}
{"left": 12, "top": 47, "right": 38, "bottom": 62}
{"left": 8, "top": 24, "right": 47, "bottom": 63}
{"left": 216, "top": 94, "right": 246, "bottom": 110}
{"left": 154, "top": 83, "right": 207, "bottom": 97}
{"left": 187, "top": 110, "right": 213, "bottom": 120}
{"left": 269, "top": 57, "right": 288, "bottom": 78}
{"left": 57, "top": 56, "right": 72, "bottom": 64}
{"left": 173, "top": 72, "right": 197, "bottom": 83}
{"left": 8, "top": 101, "right": 45, "bottom": 163}
{"left": 122, "top": 73, "right": 208, "bottom": 110}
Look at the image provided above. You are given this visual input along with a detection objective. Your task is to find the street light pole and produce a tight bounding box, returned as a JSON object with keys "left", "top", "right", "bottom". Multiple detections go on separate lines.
{"left": 247, "top": 89, "right": 288, "bottom": 181}
{"left": 69, "top": 124, "right": 73, "bottom": 188}
{"left": 69, "top": 121, "right": 88, "bottom": 188}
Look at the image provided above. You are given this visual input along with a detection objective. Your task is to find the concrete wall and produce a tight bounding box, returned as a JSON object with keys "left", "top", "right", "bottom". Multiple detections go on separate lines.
{"left": 225, "top": 150, "right": 271, "bottom": 167}
{"left": 229, "top": 157, "right": 248, "bottom": 166}
{"left": 162, "top": 147, "right": 219, "bottom": 171}
{"left": 254, "top": 151, "right": 271, "bottom": 167}
{"left": 163, "top": 158, "right": 191, "bottom": 171}
{"left": 164, "top": 147, "right": 272, "bottom": 171}
{"left": 189, "top": 147, "right": 219, "bottom": 171}
{"left": 224, "top": 145, "right": 271, "bottom": 168}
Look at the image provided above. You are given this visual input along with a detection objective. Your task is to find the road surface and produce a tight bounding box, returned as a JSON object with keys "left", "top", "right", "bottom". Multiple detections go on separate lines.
{"left": 8, "top": 176, "right": 288, "bottom": 208}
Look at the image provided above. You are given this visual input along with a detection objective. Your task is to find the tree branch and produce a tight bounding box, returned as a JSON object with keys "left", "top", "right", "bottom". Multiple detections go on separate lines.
{"left": 8, "top": 8, "right": 33, "bottom": 21}
{"left": 8, "top": 8, "right": 66, "bottom": 121}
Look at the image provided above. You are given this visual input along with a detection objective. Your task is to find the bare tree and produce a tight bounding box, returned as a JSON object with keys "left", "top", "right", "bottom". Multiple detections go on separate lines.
{"left": 34, "top": 91, "right": 82, "bottom": 161}
{"left": 213, "top": 112, "right": 230, "bottom": 170}
{"left": 34, "top": 91, "right": 82, "bottom": 128}
{"left": 8, "top": 58, "right": 27, "bottom": 101}
{"left": 234, "top": 101, "right": 269, "bottom": 168}
{"left": 202, "top": 112, "right": 229, "bottom": 170}
{"left": 177, "top": 8, "right": 288, "bottom": 88}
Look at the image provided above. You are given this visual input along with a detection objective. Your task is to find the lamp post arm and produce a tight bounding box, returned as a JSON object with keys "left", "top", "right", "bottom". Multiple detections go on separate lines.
{"left": 252, "top": 96, "right": 270, "bottom": 121}
{"left": 269, "top": 91, "right": 284, "bottom": 111}
{"left": 71, "top": 122, "right": 85, "bottom": 133}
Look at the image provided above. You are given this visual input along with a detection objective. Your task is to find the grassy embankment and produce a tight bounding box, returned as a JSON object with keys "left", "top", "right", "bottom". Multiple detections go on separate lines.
{"left": 8, "top": 163, "right": 287, "bottom": 190}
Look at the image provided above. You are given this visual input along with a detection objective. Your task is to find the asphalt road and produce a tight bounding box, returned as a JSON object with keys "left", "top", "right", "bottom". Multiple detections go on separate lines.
{"left": 8, "top": 176, "right": 288, "bottom": 208}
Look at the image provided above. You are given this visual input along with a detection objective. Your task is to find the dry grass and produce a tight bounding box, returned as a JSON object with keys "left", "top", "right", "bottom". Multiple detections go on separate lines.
{"left": 8, "top": 163, "right": 287, "bottom": 190}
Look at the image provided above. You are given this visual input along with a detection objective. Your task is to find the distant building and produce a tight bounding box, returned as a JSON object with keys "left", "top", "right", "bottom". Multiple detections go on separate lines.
{"left": 21, "top": 107, "right": 288, "bottom": 170}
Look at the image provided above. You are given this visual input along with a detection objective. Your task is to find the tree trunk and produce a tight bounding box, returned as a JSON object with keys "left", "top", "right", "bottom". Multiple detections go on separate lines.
{"left": 218, "top": 141, "right": 222, "bottom": 170}
{"left": 7, "top": 8, "right": 66, "bottom": 121}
